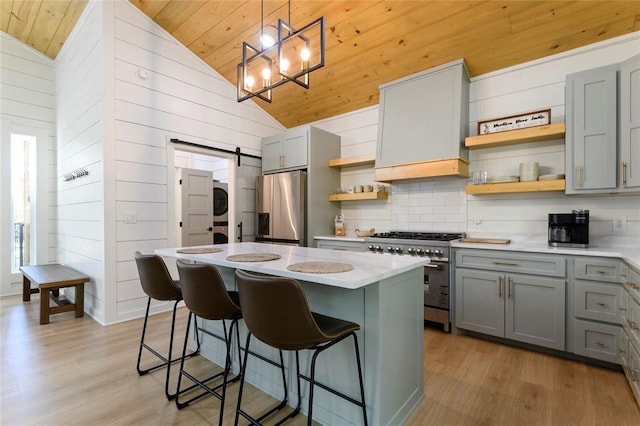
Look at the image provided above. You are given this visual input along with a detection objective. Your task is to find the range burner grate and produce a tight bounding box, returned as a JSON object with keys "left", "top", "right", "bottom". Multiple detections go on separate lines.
{"left": 370, "top": 231, "right": 465, "bottom": 241}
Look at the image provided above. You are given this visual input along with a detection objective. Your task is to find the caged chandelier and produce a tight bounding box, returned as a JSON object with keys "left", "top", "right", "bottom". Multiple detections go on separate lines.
{"left": 237, "top": 0, "right": 325, "bottom": 103}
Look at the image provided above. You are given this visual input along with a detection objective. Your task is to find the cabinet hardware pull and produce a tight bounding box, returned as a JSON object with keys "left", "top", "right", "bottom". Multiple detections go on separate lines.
{"left": 507, "top": 277, "right": 512, "bottom": 299}
{"left": 425, "top": 264, "right": 441, "bottom": 269}
{"left": 576, "top": 165, "right": 583, "bottom": 188}
{"left": 595, "top": 341, "right": 604, "bottom": 347}
{"left": 628, "top": 320, "right": 639, "bottom": 331}
{"left": 632, "top": 370, "right": 640, "bottom": 382}
{"left": 596, "top": 302, "right": 606, "bottom": 307}
{"left": 619, "top": 348, "right": 626, "bottom": 354}
{"left": 492, "top": 261, "right": 519, "bottom": 266}
{"left": 619, "top": 307, "right": 627, "bottom": 311}
{"left": 630, "top": 283, "right": 639, "bottom": 290}
{"left": 622, "top": 161, "right": 627, "bottom": 187}
{"left": 498, "top": 276, "right": 502, "bottom": 298}
{"left": 595, "top": 270, "right": 606, "bottom": 274}
{"left": 621, "top": 274, "right": 627, "bottom": 278}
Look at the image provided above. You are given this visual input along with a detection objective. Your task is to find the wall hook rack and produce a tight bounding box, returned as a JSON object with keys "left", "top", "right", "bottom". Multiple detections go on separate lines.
{"left": 63, "top": 168, "right": 89, "bottom": 181}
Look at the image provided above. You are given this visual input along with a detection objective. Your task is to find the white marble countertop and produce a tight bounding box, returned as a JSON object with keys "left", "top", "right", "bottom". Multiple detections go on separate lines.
{"left": 451, "top": 234, "right": 640, "bottom": 270}
{"left": 156, "top": 242, "right": 427, "bottom": 289}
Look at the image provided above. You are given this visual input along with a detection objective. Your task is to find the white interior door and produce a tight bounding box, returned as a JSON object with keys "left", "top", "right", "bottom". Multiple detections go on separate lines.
{"left": 234, "top": 156, "right": 262, "bottom": 242}
{"left": 180, "top": 168, "right": 213, "bottom": 247}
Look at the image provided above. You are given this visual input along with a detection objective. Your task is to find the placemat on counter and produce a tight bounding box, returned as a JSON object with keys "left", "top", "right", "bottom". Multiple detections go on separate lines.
{"left": 177, "top": 247, "right": 223, "bottom": 254}
{"left": 286, "top": 261, "right": 354, "bottom": 274}
{"left": 226, "top": 253, "right": 281, "bottom": 262}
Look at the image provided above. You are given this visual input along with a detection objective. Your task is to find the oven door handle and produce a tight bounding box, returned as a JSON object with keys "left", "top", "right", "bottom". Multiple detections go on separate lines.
{"left": 425, "top": 263, "right": 443, "bottom": 270}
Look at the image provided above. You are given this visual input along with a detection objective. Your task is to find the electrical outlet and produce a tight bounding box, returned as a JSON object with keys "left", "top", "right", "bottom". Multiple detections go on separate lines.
{"left": 613, "top": 216, "right": 627, "bottom": 233}
{"left": 473, "top": 219, "right": 482, "bottom": 226}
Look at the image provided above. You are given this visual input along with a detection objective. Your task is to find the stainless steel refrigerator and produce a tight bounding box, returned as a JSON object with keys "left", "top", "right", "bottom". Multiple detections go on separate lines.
{"left": 256, "top": 171, "right": 307, "bottom": 246}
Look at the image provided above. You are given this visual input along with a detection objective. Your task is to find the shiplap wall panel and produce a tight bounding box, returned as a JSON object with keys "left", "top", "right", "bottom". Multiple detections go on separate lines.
{"left": 110, "top": 0, "right": 279, "bottom": 323}
{"left": 467, "top": 33, "right": 640, "bottom": 238}
{"left": 0, "top": 32, "right": 56, "bottom": 296}
{"left": 54, "top": 0, "right": 105, "bottom": 321}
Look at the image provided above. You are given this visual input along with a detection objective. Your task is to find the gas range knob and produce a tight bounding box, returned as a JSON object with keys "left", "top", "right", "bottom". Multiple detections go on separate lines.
{"left": 368, "top": 245, "right": 376, "bottom": 252}
{"left": 395, "top": 247, "right": 403, "bottom": 254}
{"left": 424, "top": 249, "right": 433, "bottom": 256}
{"left": 415, "top": 249, "right": 422, "bottom": 255}
{"left": 375, "top": 245, "right": 383, "bottom": 252}
{"left": 387, "top": 246, "right": 393, "bottom": 253}
{"left": 434, "top": 249, "right": 443, "bottom": 257}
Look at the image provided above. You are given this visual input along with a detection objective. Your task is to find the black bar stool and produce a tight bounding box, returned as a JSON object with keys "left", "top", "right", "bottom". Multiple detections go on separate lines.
{"left": 134, "top": 251, "right": 199, "bottom": 400}
{"left": 233, "top": 269, "right": 368, "bottom": 426}
{"left": 175, "top": 261, "right": 243, "bottom": 425}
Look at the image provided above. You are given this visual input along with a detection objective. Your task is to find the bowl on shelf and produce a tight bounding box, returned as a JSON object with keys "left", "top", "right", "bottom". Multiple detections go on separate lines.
{"left": 355, "top": 228, "right": 375, "bottom": 237}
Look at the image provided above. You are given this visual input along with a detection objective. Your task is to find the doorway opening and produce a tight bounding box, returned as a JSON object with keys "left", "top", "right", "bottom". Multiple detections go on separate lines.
{"left": 10, "top": 133, "right": 36, "bottom": 273}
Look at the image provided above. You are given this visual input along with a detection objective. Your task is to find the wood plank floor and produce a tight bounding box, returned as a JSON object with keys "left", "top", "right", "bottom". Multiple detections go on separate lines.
{"left": 2, "top": 294, "right": 639, "bottom": 425}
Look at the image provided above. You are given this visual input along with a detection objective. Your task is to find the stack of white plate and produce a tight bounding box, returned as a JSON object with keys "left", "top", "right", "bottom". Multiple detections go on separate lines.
{"left": 519, "top": 162, "right": 539, "bottom": 182}
{"left": 488, "top": 176, "right": 520, "bottom": 183}
{"left": 539, "top": 174, "right": 565, "bottom": 181}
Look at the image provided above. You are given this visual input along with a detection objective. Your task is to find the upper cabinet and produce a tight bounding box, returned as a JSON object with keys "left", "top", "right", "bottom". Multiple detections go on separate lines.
{"left": 620, "top": 54, "right": 640, "bottom": 189}
{"left": 565, "top": 54, "right": 640, "bottom": 194}
{"left": 374, "top": 59, "right": 470, "bottom": 182}
{"left": 262, "top": 127, "right": 309, "bottom": 173}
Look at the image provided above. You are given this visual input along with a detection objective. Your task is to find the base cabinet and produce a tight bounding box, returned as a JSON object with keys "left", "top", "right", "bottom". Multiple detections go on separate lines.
{"left": 455, "top": 253, "right": 566, "bottom": 351}
{"left": 316, "top": 239, "right": 365, "bottom": 252}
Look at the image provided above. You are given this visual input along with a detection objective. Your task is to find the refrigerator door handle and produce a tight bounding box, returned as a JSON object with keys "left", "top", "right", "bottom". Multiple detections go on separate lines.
{"left": 237, "top": 221, "right": 243, "bottom": 242}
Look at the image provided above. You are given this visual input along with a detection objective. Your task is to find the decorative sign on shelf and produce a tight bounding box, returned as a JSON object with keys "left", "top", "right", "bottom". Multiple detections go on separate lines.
{"left": 478, "top": 109, "right": 551, "bottom": 135}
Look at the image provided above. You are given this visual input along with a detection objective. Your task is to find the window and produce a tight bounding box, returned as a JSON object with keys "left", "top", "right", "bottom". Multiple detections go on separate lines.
{"left": 10, "top": 133, "right": 36, "bottom": 273}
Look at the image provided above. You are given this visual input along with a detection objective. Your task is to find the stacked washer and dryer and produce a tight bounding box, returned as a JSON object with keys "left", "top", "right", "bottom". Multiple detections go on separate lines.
{"left": 212, "top": 182, "right": 229, "bottom": 244}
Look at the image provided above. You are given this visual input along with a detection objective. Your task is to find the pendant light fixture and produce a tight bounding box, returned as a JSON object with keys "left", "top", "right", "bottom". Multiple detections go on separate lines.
{"left": 237, "top": 0, "right": 325, "bottom": 103}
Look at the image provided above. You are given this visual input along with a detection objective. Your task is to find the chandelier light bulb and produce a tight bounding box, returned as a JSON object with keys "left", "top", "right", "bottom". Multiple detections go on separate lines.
{"left": 260, "top": 33, "right": 275, "bottom": 49}
{"left": 300, "top": 48, "right": 310, "bottom": 61}
{"left": 245, "top": 75, "right": 255, "bottom": 91}
{"left": 280, "top": 58, "right": 290, "bottom": 73}
{"left": 261, "top": 67, "right": 271, "bottom": 87}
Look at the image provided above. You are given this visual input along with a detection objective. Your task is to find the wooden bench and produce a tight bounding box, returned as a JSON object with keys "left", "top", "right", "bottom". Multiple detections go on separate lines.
{"left": 21, "top": 264, "right": 90, "bottom": 325}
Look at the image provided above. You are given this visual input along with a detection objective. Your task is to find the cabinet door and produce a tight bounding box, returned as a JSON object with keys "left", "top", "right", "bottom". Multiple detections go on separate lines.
{"left": 574, "top": 319, "right": 621, "bottom": 364}
{"left": 262, "top": 134, "right": 283, "bottom": 173}
{"left": 282, "top": 127, "right": 308, "bottom": 169}
{"left": 574, "top": 280, "right": 623, "bottom": 325}
{"left": 505, "top": 274, "right": 566, "bottom": 350}
{"left": 565, "top": 64, "right": 618, "bottom": 193}
{"left": 454, "top": 269, "right": 504, "bottom": 337}
{"left": 620, "top": 54, "right": 640, "bottom": 189}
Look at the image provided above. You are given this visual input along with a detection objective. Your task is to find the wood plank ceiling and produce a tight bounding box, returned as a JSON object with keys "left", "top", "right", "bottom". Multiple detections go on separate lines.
{"left": 2, "top": 1, "right": 639, "bottom": 128}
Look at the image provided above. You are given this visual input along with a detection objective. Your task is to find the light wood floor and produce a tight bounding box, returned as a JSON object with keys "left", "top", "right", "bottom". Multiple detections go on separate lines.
{"left": 1, "top": 294, "right": 639, "bottom": 425}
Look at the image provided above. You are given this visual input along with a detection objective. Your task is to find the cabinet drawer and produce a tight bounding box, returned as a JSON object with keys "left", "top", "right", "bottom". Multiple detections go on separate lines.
{"left": 627, "top": 292, "right": 640, "bottom": 348}
{"left": 574, "top": 258, "right": 624, "bottom": 283}
{"left": 573, "top": 319, "right": 621, "bottom": 364}
{"left": 574, "top": 280, "right": 623, "bottom": 324}
{"left": 621, "top": 328, "right": 630, "bottom": 367}
{"left": 455, "top": 249, "right": 565, "bottom": 277}
{"left": 316, "top": 240, "right": 364, "bottom": 252}
{"left": 627, "top": 267, "right": 640, "bottom": 304}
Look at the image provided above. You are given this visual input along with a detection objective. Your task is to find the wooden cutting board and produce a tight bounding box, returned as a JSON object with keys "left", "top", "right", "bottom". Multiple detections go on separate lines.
{"left": 459, "top": 237, "right": 511, "bottom": 244}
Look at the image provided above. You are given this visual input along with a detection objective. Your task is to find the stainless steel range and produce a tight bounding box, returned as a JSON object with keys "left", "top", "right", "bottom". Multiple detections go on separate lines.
{"left": 364, "top": 231, "right": 465, "bottom": 332}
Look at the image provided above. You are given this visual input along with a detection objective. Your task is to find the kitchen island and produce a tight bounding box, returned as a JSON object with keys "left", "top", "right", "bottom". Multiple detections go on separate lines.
{"left": 156, "top": 242, "right": 427, "bottom": 426}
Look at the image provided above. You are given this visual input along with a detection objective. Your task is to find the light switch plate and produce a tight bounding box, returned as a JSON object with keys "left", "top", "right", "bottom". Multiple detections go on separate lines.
{"left": 125, "top": 211, "right": 137, "bottom": 224}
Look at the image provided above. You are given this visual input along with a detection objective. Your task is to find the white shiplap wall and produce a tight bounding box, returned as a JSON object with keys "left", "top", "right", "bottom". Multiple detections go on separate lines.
{"left": 311, "top": 32, "right": 640, "bottom": 240}
{"left": 110, "top": 0, "right": 281, "bottom": 324}
{"left": 0, "top": 32, "right": 56, "bottom": 296}
{"left": 54, "top": 0, "right": 106, "bottom": 318}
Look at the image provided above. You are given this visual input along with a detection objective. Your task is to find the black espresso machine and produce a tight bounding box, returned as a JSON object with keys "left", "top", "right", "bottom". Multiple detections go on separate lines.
{"left": 548, "top": 210, "right": 589, "bottom": 247}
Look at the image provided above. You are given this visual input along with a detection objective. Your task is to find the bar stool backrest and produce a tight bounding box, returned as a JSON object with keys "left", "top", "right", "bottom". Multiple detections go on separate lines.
{"left": 176, "top": 261, "right": 241, "bottom": 320}
{"left": 235, "top": 269, "right": 328, "bottom": 350}
{"left": 135, "top": 251, "right": 181, "bottom": 301}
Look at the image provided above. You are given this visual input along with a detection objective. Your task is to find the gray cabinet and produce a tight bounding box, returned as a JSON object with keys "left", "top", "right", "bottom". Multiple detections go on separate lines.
{"left": 565, "top": 54, "right": 640, "bottom": 194}
{"left": 376, "top": 58, "right": 469, "bottom": 168}
{"left": 565, "top": 63, "right": 618, "bottom": 193}
{"left": 316, "top": 239, "right": 365, "bottom": 252}
{"left": 572, "top": 257, "right": 625, "bottom": 364}
{"left": 622, "top": 264, "right": 640, "bottom": 406}
{"left": 620, "top": 54, "right": 640, "bottom": 189}
{"left": 262, "top": 127, "right": 309, "bottom": 173}
{"left": 454, "top": 249, "right": 566, "bottom": 351}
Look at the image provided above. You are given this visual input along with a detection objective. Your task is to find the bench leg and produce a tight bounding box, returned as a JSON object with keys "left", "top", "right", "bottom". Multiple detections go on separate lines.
{"left": 40, "top": 288, "right": 50, "bottom": 325}
{"left": 23, "top": 276, "right": 31, "bottom": 301}
{"left": 74, "top": 284, "right": 84, "bottom": 318}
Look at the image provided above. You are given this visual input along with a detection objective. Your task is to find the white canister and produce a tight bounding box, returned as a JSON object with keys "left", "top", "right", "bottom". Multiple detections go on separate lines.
{"left": 519, "top": 162, "right": 539, "bottom": 182}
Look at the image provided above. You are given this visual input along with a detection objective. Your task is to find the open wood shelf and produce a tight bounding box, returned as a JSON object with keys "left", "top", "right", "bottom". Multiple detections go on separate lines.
{"left": 328, "top": 191, "right": 388, "bottom": 201}
{"left": 465, "top": 123, "right": 566, "bottom": 149}
{"left": 465, "top": 179, "right": 565, "bottom": 195}
{"left": 328, "top": 155, "right": 376, "bottom": 168}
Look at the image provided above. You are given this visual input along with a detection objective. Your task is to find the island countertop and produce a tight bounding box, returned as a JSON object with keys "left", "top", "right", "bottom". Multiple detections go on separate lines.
{"left": 155, "top": 242, "right": 428, "bottom": 289}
